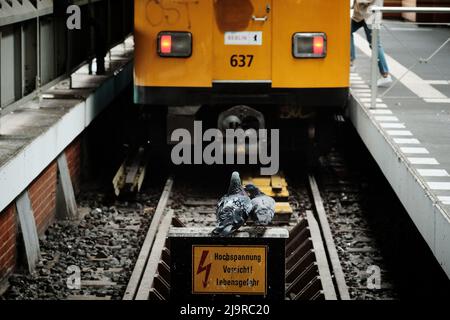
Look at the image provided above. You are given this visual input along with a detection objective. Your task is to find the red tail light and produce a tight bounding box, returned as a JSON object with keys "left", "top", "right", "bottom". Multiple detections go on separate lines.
{"left": 292, "top": 33, "right": 327, "bottom": 58}
{"left": 313, "top": 36, "right": 324, "bottom": 55}
{"left": 160, "top": 35, "right": 172, "bottom": 54}
{"left": 157, "top": 32, "right": 192, "bottom": 58}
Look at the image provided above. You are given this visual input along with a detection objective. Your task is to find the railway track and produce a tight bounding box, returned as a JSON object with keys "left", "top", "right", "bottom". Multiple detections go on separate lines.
{"left": 1, "top": 152, "right": 399, "bottom": 301}
{"left": 2, "top": 160, "right": 396, "bottom": 300}
{"left": 316, "top": 150, "right": 398, "bottom": 299}
{"left": 123, "top": 172, "right": 351, "bottom": 301}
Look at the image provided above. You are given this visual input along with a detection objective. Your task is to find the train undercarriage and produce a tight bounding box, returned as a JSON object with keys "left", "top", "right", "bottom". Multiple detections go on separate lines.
{"left": 130, "top": 101, "right": 345, "bottom": 172}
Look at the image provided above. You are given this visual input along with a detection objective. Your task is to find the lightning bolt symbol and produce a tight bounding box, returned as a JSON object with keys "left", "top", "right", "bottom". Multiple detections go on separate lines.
{"left": 196, "top": 250, "right": 212, "bottom": 288}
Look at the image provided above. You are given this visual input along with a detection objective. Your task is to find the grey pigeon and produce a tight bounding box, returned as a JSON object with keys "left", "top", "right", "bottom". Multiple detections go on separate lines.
{"left": 213, "top": 172, "right": 252, "bottom": 236}
{"left": 244, "top": 184, "right": 275, "bottom": 226}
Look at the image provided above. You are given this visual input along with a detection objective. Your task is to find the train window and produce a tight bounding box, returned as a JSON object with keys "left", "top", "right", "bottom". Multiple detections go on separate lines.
{"left": 157, "top": 32, "right": 192, "bottom": 58}
{"left": 292, "top": 33, "right": 327, "bottom": 59}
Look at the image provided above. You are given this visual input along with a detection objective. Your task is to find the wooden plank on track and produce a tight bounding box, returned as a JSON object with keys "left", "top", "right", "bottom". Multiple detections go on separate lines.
{"left": 112, "top": 164, "right": 126, "bottom": 197}
{"left": 308, "top": 175, "right": 350, "bottom": 300}
{"left": 135, "top": 210, "right": 173, "bottom": 300}
{"left": 122, "top": 177, "right": 173, "bottom": 300}
{"left": 305, "top": 211, "right": 337, "bottom": 300}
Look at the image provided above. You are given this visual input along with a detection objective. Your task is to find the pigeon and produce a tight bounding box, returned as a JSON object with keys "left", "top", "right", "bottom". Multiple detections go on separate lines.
{"left": 213, "top": 172, "right": 253, "bottom": 237}
{"left": 244, "top": 184, "right": 275, "bottom": 226}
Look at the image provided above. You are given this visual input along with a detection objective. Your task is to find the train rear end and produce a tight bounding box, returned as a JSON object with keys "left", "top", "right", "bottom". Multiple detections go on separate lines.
{"left": 134, "top": 0, "right": 350, "bottom": 158}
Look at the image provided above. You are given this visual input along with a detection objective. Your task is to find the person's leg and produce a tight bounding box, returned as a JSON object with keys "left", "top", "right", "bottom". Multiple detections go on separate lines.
{"left": 363, "top": 22, "right": 390, "bottom": 77}
{"left": 376, "top": 44, "right": 389, "bottom": 76}
{"left": 351, "top": 20, "right": 363, "bottom": 62}
{"left": 376, "top": 45, "right": 392, "bottom": 87}
{"left": 351, "top": 33, "right": 355, "bottom": 62}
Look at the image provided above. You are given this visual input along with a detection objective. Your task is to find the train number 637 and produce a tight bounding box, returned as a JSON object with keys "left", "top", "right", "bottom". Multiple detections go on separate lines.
{"left": 230, "top": 54, "right": 254, "bottom": 67}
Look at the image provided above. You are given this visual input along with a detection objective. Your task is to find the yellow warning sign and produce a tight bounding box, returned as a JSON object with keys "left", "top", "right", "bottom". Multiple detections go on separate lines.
{"left": 192, "top": 245, "right": 267, "bottom": 295}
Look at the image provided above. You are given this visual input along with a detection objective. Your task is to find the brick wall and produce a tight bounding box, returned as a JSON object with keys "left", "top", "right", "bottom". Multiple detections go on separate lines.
{"left": 0, "top": 137, "right": 82, "bottom": 280}
{"left": 26, "top": 137, "right": 81, "bottom": 237}
{"left": 28, "top": 163, "right": 58, "bottom": 237}
{"left": 0, "top": 205, "right": 17, "bottom": 281}
{"left": 65, "top": 138, "right": 81, "bottom": 195}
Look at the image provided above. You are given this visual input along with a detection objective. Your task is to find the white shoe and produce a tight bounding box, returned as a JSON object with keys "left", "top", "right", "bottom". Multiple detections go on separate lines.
{"left": 377, "top": 75, "right": 393, "bottom": 88}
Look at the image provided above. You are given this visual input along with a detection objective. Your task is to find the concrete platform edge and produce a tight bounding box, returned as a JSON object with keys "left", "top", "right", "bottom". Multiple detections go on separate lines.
{"left": 348, "top": 93, "right": 450, "bottom": 278}
{"left": 0, "top": 61, "right": 133, "bottom": 213}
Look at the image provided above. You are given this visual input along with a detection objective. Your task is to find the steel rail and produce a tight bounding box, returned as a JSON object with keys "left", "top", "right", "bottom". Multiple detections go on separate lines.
{"left": 123, "top": 177, "right": 174, "bottom": 300}
{"left": 305, "top": 211, "right": 338, "bottom": 300}
{"left": 308, "top": 175, "right": 350, "bottom": 300}
{"left": 123, "top": 174, "right": 350, "bottom": 300}
{"left": 135, "top": 209, "right": 174, "bottom": 300}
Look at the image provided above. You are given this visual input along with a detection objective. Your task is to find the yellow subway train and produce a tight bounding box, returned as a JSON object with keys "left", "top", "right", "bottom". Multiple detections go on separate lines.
{"left": 134, "top": 0, "right": 350, "bottom": 132}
